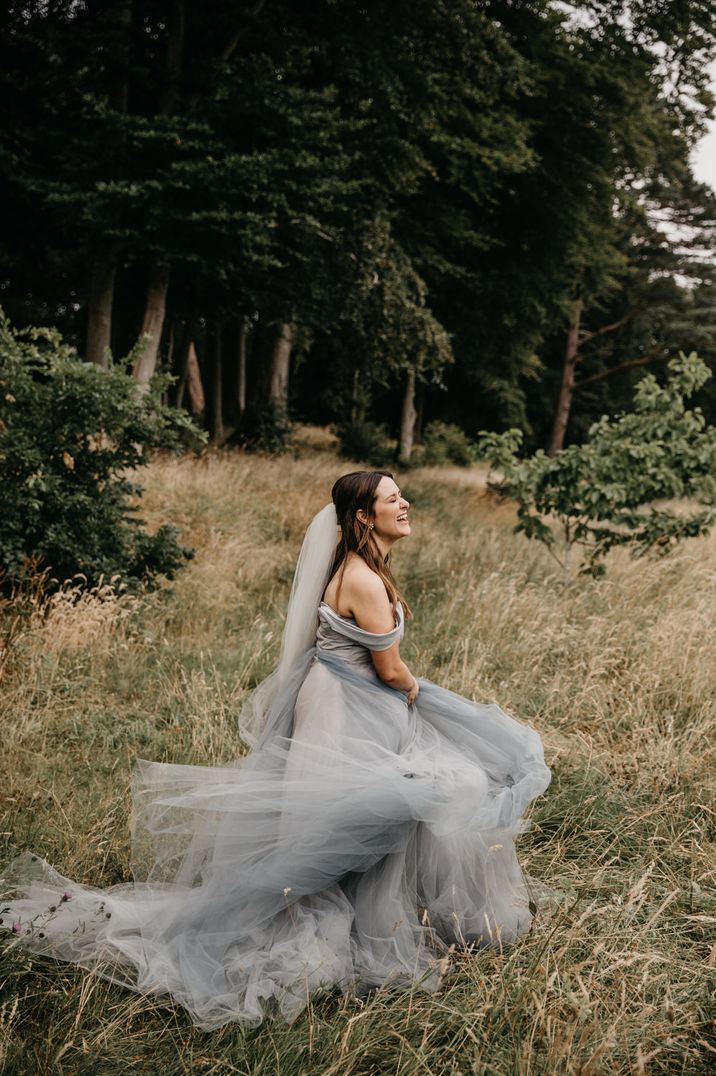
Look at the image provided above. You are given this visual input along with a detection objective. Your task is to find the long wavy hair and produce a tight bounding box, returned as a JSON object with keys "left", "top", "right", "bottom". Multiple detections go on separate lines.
{"left": 329, "top": 470, "right": 412, "bottom": 617}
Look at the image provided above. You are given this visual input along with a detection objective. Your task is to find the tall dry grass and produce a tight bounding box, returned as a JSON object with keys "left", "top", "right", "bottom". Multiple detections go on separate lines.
{"left": 0, "top": 431, "right": 714, "bottom": 1074}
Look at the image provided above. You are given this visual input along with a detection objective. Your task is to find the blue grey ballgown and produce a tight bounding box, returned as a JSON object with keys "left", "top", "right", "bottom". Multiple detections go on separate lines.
{"left": 1, "top": 600, "right": 550, "bottom": 1029}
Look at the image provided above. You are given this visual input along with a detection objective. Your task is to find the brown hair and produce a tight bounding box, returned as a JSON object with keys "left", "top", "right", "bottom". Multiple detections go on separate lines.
{"left": 329, "top": 470, "right": 412, "bottom": 617}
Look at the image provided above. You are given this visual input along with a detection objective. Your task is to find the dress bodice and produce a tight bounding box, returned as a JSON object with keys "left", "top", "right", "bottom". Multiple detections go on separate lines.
{"left": 3, "top": 577, "right": 550, "bottom": 1032}
{"left": 316, "top": 601, "right": 404, "bottom": 672}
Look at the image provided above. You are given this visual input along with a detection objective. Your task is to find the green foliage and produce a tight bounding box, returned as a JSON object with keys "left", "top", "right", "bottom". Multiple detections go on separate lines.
{"left": 1, "top": 2, "right": 715, "bottom": 450}
{"left": 419, "top": 421, "right": 476, "bottom": 467}
{"left": 334, "top": 420, "right": 393, "bottom": 467}
{"left": 478, "top": 353, "right": 716, "bottom": 576}
{"left": 339, "top": 218, "right": 455, "bottom": 398}
{"left": 1, "top": 449, "right": 714, "bottom": 1072}
{"left": 0, "top": 312, "right": 203, "bottom": 592}
{"left": 234, "top": 405, "right": 293, "bottom": 454}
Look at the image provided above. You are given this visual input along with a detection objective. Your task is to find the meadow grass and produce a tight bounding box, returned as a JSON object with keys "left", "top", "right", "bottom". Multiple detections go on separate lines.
{"left": 1, "top": 429, "right": 714, "bottom": 1075}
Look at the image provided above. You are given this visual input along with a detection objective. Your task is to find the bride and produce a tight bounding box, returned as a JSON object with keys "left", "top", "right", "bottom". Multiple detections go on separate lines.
{"left": 1, "top": 469, "right": 551, "bottom": 1030}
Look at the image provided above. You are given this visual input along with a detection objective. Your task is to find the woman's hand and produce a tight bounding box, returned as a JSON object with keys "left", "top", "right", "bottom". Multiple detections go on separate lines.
{"left": 406, "top": 677, "right": 420, "bottom": 706}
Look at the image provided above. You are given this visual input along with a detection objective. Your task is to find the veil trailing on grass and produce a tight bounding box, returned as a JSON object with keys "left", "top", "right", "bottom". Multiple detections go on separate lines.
{"left": 239, "top": 502, "right": 339, "bottom": 748}
{"left": 1, "top": 496, "right": 551, "bottom": 1031}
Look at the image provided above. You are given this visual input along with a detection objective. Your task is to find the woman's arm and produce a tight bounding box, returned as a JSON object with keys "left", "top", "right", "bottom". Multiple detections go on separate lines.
{"left": 371, "top": 641, "right": 418, "bottom": 700}
{"left": 344, "top": 568, "right": 419, "bottom": 702}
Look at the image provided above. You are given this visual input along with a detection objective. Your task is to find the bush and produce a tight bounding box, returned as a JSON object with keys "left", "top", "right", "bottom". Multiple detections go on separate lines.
{"left": 477, "top": 352, "right": 716, "bottom": 578}
{"left": 420, "top": 421, "right": 476, "bottom": 467}
{"left": 233, "top": 404, "right": 293, "bottom": 453}
{"left": 335, "top": 420, "right": 393, "bottom": 466}
{"left": 0, "top": 312, "right": 204, "bottom": 592}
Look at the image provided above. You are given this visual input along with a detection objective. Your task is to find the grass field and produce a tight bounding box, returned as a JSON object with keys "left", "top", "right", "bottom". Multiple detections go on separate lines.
{"left": 1, "top": 430, "right": 714, "bottom": 1075}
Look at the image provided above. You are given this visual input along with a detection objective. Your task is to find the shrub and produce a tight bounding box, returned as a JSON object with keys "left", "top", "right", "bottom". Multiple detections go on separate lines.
{"left": 421, "top": 421, "right": 476, "bottom": 467}
{"left": 334, "top": 420, "right": 393, "bottom": 466}
{"left": 0, "top": 312, "right": 204, "bottom": 592}
{"left": 477, "top": 352, "right": 716, "bottom": 578}
{"left": 233, "top": 404, "right": 293, "bottom": 453}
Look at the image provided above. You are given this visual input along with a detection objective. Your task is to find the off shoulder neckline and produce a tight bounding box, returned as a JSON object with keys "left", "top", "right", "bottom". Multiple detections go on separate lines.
{"left": 318, "top": 600, "right": 403, "bottom": 632}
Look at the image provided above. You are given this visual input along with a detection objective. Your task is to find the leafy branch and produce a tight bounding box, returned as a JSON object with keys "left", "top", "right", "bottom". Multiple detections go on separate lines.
{"left": 478, "top": 352, "right": 716, "bottom": 579}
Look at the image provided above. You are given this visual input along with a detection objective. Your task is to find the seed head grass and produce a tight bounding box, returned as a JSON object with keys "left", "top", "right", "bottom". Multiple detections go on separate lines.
{"left": 0, "top": 432, "right": 714, "bottom": 1074}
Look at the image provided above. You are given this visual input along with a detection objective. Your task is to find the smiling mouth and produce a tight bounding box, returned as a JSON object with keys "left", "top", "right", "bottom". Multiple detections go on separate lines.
{"left": 397, "top": 514, "right": 409, "bottom": 522}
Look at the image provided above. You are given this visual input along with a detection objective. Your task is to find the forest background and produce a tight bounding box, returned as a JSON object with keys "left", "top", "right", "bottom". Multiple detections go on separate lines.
{"left": 2, "top": 0, "right": 716, "bottom": 464}
{"left": 2, "top": 4, "right": 716, "bottom": 1073}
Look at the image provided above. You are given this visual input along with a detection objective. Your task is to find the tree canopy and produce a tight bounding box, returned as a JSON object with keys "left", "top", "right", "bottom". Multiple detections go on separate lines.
{"left": 1, "top": 0, "right": 714, "bottom": 458}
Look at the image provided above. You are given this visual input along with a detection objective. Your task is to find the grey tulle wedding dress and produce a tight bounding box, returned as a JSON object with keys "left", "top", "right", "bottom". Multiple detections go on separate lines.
{"left": 1, "top": 505, "right": 550, "bottom": 1030}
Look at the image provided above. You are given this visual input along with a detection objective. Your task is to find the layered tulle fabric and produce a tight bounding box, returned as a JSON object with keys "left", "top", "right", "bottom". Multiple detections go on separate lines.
{"left": 1, "top": 601, "right": 550, "bottom": 1030}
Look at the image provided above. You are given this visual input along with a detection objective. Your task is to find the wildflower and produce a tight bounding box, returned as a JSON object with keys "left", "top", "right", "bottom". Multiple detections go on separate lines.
{"left": 11, "top": 921, "right": 22, "bottom": 934}
{"left": 60, "top": 891, "right": 72, "bottom": 903}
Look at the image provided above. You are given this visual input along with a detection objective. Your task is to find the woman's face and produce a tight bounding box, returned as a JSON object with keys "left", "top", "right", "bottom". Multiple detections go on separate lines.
{"left": 370, "top": 476, "right": 411, "bottom": 542}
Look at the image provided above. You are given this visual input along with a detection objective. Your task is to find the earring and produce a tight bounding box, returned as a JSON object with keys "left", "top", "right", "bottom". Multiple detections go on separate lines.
{"left": 369, "top": 523, "right": 374, "bottom": 530}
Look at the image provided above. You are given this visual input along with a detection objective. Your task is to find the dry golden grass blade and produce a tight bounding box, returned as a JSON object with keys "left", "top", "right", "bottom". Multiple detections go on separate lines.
{"left": 1, "top": 432, "right": 714, "bottom": 1074}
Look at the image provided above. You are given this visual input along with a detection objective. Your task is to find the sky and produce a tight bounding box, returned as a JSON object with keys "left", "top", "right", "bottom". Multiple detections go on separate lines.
{"left": 549, "top": 6, "right": 715, "bottom": 194}
{"left": 694, "top": 128, "right": 715, "bottom": 190}
{"left": 692, "top": 62, "right": 716, "bottom": 192}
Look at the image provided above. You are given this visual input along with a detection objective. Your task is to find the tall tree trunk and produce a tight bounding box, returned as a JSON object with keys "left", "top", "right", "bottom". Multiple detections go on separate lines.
{"left": 132, "top": 265, "right": 171, "bottom": 389}
{"left": 398, "top": 367, "right": 417, "bottom": 465}
{"left": 350, "top": 369, "right": 361, "bottom": 424}
{"left": 173, "top": 321, "right": 193, "bottom": 408}
{"left": 268, "top": 322, "right": 296, "bottom": 413}
{"left": 209, "top": 323, "right": 225, "bottom": 444}
{"left": 547, "top": 298, "right": 583, "bottom": 456}
{"left": 349, "top": 366, "right": 371, "bottom": 425}
{"left": 86, "top": 254, "right": 117, "bottom": 367}
{"left": 162, "top": 319, "right": 176, "bottom": 405}
{"left": 237, "top": 317, "right": 248, "bottom": 417}
{"left": 413, "top": 382, "right": 425, "bottom": 446}
{"left": 185, "top": 341, "right": 205, "bottom": 416}
{"left": 85, "top": 1, "right": 131, "bottom": 364}
{"left": 132, "top": 4, "right": 183, "bottom": 386}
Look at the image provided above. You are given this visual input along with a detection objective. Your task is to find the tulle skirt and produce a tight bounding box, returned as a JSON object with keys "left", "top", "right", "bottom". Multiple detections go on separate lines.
{"left": 1, "top": 651, "right": 550, "bottom": 1030}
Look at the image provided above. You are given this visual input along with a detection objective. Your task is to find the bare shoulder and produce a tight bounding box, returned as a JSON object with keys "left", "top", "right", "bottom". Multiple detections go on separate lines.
{"left": 341, "top": 554, "right": 384, "bottom": 588}
{"left": 340, "top": 556, "right": 395, "bottom": 632}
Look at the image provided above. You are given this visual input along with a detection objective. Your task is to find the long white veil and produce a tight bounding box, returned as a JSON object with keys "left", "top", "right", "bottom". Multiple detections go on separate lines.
{"left": 2, "top": 496, "right": 552, "bottom": 1032}
{"left": 239, "top": 502, "right": 339, "bottom": 748}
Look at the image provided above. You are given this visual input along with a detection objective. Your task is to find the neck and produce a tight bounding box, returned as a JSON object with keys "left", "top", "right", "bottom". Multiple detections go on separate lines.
{"left": 373, "top": 533, "right": 395, "bottom": 559}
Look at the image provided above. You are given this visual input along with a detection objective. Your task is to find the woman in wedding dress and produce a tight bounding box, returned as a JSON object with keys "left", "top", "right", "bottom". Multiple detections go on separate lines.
{"left": 1, "top": 469, "right": 551, "bottom": 1030}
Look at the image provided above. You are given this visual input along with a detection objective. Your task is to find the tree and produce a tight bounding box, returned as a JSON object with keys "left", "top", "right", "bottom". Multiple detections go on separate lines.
{"left": 336, "top": 218, "right": 453, "bottom": 462}
{"left": 478, "top": 352, "right": 716, "bottom": 579}
{"left": 520, "top": 171, "right": 716, "bottom": 451}
{"left": 535, "top": 2, "right": 716, "bottom": 452}
{"left": 1, "top": 0, "right": 714, "bottom": 454}
{"left": 292, "top": 0, "right": 542, "bottom": 452}
{"left": 0, "top": 310, "right": 203, "bottom": 591}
